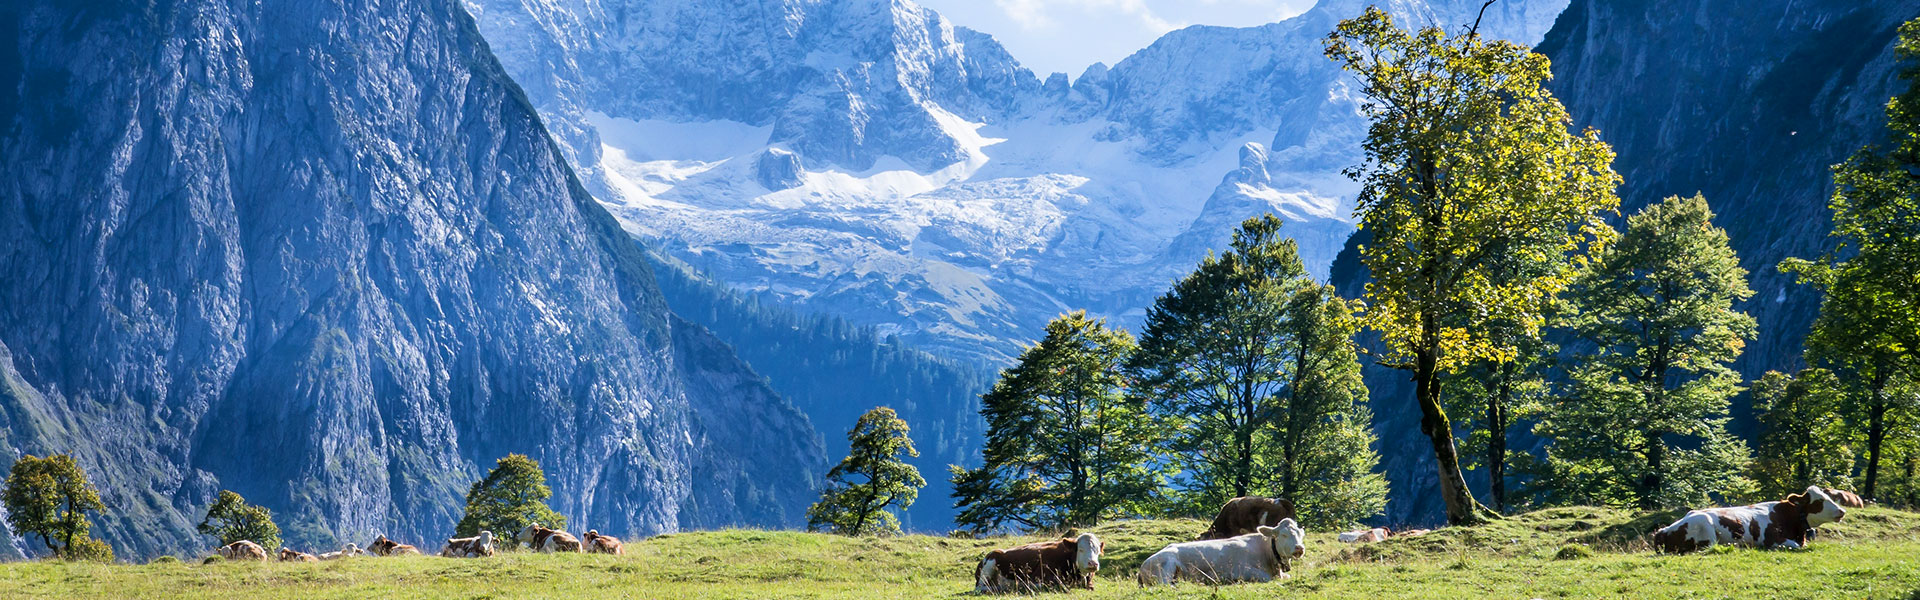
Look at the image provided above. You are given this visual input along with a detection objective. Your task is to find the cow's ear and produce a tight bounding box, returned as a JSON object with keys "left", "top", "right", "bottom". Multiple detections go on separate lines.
{"left": 1257, "top": 525, "right": 1277, "bottom": 537}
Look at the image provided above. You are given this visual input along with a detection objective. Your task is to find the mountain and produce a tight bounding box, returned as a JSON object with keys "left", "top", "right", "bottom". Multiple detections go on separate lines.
{"left": 1330, "top": 0, "right": 1920, "bottom": 524}
{"left": 0, "top": 0, "right": 824, "bottom": 559}
{"left": 463, "top": 0, "right": 1570, "bottom": 366}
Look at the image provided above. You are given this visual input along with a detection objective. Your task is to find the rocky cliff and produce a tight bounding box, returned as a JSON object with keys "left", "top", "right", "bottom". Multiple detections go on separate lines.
{"left": 0, "top": 0, "right": 823, "bottom": 558}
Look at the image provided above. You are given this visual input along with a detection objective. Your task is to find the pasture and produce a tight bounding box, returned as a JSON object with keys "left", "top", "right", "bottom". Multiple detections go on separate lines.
{"left": 2, "top": 507, "right": 1918, "bottom": 599}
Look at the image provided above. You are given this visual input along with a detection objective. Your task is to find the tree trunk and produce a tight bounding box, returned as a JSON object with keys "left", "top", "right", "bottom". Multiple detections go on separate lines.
{"left": 1864, "top": 373, "right": 1889, "bottom": 500}
{"left": 1641, "top": 433, "right": 1667, "bottom": 510}
{"left": 1416, "top": 348, "right": 1490, "bottom": 525}
{"left": 1488, "top": 366, "right": 1510, "bottom": 513}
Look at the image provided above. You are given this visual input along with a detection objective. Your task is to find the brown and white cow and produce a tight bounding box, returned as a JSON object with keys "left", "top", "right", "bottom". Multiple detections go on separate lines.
{"left": 368, "top": 534, "right": 421, "bottom": 556}
{"left": 318, "top": 543, "right": 365, "bottom": 560}
{"left": 1824, "top": 487, "right": 1867, "bottom": 508}
{"left": 440, "top": 531, "right": 497, "bottom": 558}
{"left": 1651, "top": 486, "right": 1848, "bottom": 553}
{"left": 277, "top": 548, "right": 318, "bottom": 562}
{"left": 582, "top": 530, "right": 624, "bottom": 555}
{"left": 1138, "top": 520, "right": 1307, "bottom": 586}
{"left": 974, "top": 532, "right": 1104, "bottom": 594}
{"left": 1196, "top": 496, "right": 1297, "bottom": 540}
{"left": 215, "top": 540, "right": 268, "bottom": 561}
{"left": 1336, "top": 527, "right": 1391, "bottom": 543}
{"left": 517, "top": 524, "right": 583, "bottom": 552}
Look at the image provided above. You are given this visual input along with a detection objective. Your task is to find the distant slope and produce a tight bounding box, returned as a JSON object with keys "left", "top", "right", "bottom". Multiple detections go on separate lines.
{"left": 647, "top": 250, "right": 992, "bottom": 532}
{"left": 0, "top": 0, "right": 822, "bottom": 558}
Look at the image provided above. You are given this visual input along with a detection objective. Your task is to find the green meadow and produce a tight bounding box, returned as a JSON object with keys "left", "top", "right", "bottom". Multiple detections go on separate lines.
{"left": 3, "top": 506, "right": 1918, "bottom": 599}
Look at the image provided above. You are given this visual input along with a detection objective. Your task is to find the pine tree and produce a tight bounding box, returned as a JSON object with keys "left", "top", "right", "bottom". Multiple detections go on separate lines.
{"left": 808, "top": 407, "right": 925, "bottom": 536}
{"left": 3, "top": 454, "right": 108, "bottom": 560}
{"left": 197, "top": 490, "right": 282, "bottom": 551}
{"left": 1323, "top": 7, "right": 1620, "bottom": 524}
{"left": 1781, "top": 17, "right": 1920, "bottom": 502}
{"left": 1749, "top": 369, "right": 1855, "bottom": 498}
{"left": 1130, "top": 215, "right": 1386, "bottom": 526}
{"left": 455, "top": 454, "right": 566, "bottom": 540}
{"left": 951, "top": 311, "right": 1159, "bottom": 533}
{"left": 1535, "top": 194, "right": 1756, "bottom": 509}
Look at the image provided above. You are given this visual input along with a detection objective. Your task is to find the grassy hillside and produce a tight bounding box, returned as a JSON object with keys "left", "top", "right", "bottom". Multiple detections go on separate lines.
{"left": 3, "top": 507, "right": 1918, "bottom": 599}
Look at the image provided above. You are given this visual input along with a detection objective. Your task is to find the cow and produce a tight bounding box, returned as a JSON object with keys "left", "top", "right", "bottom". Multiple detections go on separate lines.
{"left": 318, "top": 544, "right": 365, "bottom": 561}
{"left": 582, "top": 530, "right": 624, "bottom": 555}
{"left": 368, "top": 534, "right": 420, "bottom": 556}
{"left": 277, "top": 548, "right": 318, "bottom": 562}
{"left": 973, "top": 532, "right": 1103, "bottom": 594}
{"left": 1138, "top": 519, "right": 1307, "bottom": 587}
{"left": 1651, "top": 486, "right": 1848, "bottom": 554}
{"left": 517, "top": 524, "right": 583, "bottom": 552}
{"left": 214, "top": 540, "right": 268, "bottom": 561}
{"left": 1337, "top": 527, "right": 1391, "bottom": 543}
{"left": 440, "top": 531, "right": 497, "bottom": 558}
{"left": 1824, "top": 487, "right": 1868, "bottom": 508}
{"left": 1196, "top": 496, "right": 1297, "bottom": 540}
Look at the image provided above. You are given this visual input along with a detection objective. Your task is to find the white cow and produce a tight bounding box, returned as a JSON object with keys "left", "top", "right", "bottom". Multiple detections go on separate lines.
{"left": 1137, "top": 519, "right": 1306, "bottom": 586}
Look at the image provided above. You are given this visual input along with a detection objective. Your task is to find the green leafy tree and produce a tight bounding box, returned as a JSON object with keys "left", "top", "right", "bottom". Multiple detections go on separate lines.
{"left": 1444, "top": 336, "right": 1552, "bottom": 513}
{"left": 455, "top": 454, "right": 566, "bottom": 541}
{"left": 951, "top": 311, "right": 1160, "bottom": 533}
{"left": 197, "top": 490, "right": 281, "bottom": 550}
{"left": 3, "top": 454, "right": 108, "bottom": 559}
{"left": 1323, "top": 7, "right": 1620, "bottom": 524}
{"left": 1130, "top": 215, "right": 1386, "bottom": 527}
{"left": 809, "top": 407, "right": 925, "bottom": 536}
{"left": 1749, "top": 369, "right": 1855, "bottom": 498}
{"left": 1781, "top": 18, "right": 1920, "bottom": 501}
{"left": 1535, "top": 194, "right": 1756, "bottom": 509}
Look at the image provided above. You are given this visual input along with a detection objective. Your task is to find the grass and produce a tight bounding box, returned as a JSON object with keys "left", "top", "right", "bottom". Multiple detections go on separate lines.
{"left": 2, "top": 507, "right": 1918, "bottom": 599}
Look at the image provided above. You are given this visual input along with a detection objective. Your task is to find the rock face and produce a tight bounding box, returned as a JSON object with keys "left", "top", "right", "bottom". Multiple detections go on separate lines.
{"left": 464, "top": 0, "right": 1569, "bottom": 366}
{"left": 1331, "top": 0, "right": 1920, "bottom": 524}
{"left": 0, "top": 0, "right": 823, "bottom": 559}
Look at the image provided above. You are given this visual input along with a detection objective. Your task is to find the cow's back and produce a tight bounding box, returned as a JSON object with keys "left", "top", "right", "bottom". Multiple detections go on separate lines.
{"left": 983, "top": 540, "right": 1083, "bottom": 591}
{"left": 1199, "top": 497, "right": 1296, "bottom": 540}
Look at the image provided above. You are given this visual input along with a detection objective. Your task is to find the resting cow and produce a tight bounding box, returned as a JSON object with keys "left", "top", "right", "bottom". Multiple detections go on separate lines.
{"left": 517, "top": 524, "right": 583, "bottom": 552}
{"left": 318, "top": 543, "right": 365, "bottom": 560}
{"left": 214, "top": 540, "right": 268, "bottom": 561}
{"left": 1652, "top": 486, "right": 1847, "bottom": 553}
{"left": 1824, "top": 487, "right": 1867, "bottom": 508}
{"left": 1197, "top": 496, "right": 1297, "bottom": 540}
{"left": 368, "top": 534, "right": 420, "bottom": 556}
{"left": 974, "top": 532, "right": 1103, "bottom": 593}
{"left": 583, "top": 530, "right": 624, "bottom": 555}
{"left": 1337, "top": 527, "right": 1390, "bottom": 543}
{"left": 277, "top": 548, "right": 318, "bottom": 562}
{"left": 1138, "top": 519, "right": 1306, "bottom": 587}
{"left": 440, "top": 531, "right": 497, "bottom": 558}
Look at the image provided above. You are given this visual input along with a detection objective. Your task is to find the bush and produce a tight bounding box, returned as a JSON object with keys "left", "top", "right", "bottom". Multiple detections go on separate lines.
{"left": 201, "top": 555, "right": 224, "bottom": 565}
{"left": 63, "top": 537, "right": 113, "bottom": 562}
{"left": 149, "top": 556, "right": 181, "bottom": 565}
{"left": 1553, "top": 544, "right": 1594, "bottom": 560}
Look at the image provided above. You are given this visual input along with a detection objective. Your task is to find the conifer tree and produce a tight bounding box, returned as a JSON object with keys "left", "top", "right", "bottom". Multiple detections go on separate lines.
{"left": 809, "top": 407, "right": 925, "bottom": 536}
{"left": 1535, "top": 194, "right": 1755, "bottom": 509}
{"left": 951, "top": 311, "right": 1159, "bottom": 533}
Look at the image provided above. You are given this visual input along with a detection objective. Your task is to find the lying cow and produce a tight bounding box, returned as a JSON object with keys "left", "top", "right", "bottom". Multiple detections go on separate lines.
{"left": 1651, "top": 486, "right": 1847, "bottom": 553}
{"left": 517, "top": 524, "right": 582, "bottom": 552}
{"left": 1139, "top": 519, "right": 1307, "bottom": 587}
{"left": 277, "top": 548, "right": 318, "bottom": 562}
{"left": 440, "top": 531, "right": 497, "bottom": 558}
{"left": 318, "top": 543, "right": 365, "bottom": 560}
{"left": 974, "top": 532, "right": 1103, "bottom": 593}
{"left": 214, "top": 540, "right": 267, "bottom": 561}
{"left": 1824, "top": 487, "right": 1867, "bottom": 508}
{"left": 368, "top": 534, "right": 420, "bottom": 556}
{"left": 1197, "top": 496, "right": 1297, "bottom": 540}
{"left": 583, "top": 530, "right": 624, "bottom": 555}
{"left": 1337, "top": 527, "right": 1390, "bottom": 543}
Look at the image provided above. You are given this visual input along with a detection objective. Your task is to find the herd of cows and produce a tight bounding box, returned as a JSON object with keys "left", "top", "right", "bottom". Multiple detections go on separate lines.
{"left": 973, "top": 485, "right": 1869, "bottom": 593}
{"left": 199, "top": 485, "right": 1867, "bottom": 592}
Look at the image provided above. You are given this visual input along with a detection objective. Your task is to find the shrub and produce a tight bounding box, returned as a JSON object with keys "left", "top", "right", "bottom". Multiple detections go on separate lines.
{"left": 1553, "top": 544, "right": 1594, "bottom": 560}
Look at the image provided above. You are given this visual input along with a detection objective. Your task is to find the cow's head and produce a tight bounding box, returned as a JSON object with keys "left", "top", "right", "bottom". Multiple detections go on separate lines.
{"left": 1794, "top": 485, "right": 1846, "bottom": 526}
{"left": 1073, "top": 532, "right": 1103, "bottom": 573}
{"left": 1258, "top": 518, "right": 1307, "bottom": 572}
{"left": 517, "top": 524, "right": 541, "bottom": 544}
{"left": 477, "top": 530, "right": 495, "bottom": 547}
{"left": 342, "top": 543, "right": 362, "bottom": 556}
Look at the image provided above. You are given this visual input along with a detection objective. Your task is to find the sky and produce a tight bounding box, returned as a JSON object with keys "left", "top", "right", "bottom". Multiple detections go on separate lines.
{"left": 916, "top": 0, "right": 1318, "bottom": 77}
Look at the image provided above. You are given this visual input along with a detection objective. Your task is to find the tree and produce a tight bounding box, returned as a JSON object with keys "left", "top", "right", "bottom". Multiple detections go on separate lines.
{"left": 3, "top": 454, "right": 107, "bottom": 559}
{"left": 197, "top": 490, "right": 282, "bottom": 551}
{"left": 455, "top": 454, "right": 566, "bottom": 540}
{"left": 808, "top": 407, "right": 925, "bottom": 536}
{"left": 1536, "top": 194, "right": 1756, "bottom": 509}
{"left": 1780, "top": 18, "right": 1920, "bottom": 502}
{"left": 1323, "top": 6, "right": 1620, "bottom": 524}
{"left": 1130, "top": 215, "right": 1386, "bottom": 527}
{"left": 1443, "top": 334, "right": 1552, "bottom": 513}
{"left": 1749, "top": 369, "right": 1855, "bottom": 498}
{"left": 950, "top": 311, "right": 1160, "bottom": 533}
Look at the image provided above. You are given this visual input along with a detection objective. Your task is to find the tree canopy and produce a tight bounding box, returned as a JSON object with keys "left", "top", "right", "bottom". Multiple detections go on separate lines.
{"left": 3, "top": 454, "right": 108, "bottom": 560}
{"left": 455, "top": 454, "right": 566, "bottom": 540}
{"left": 197, "top": 490, "right": 281, "bottom": 551}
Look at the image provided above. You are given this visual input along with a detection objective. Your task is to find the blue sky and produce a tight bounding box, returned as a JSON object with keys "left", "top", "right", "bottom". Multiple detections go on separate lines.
{"left": 917, "top": 0, "right": 1317, "bottom": 77}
